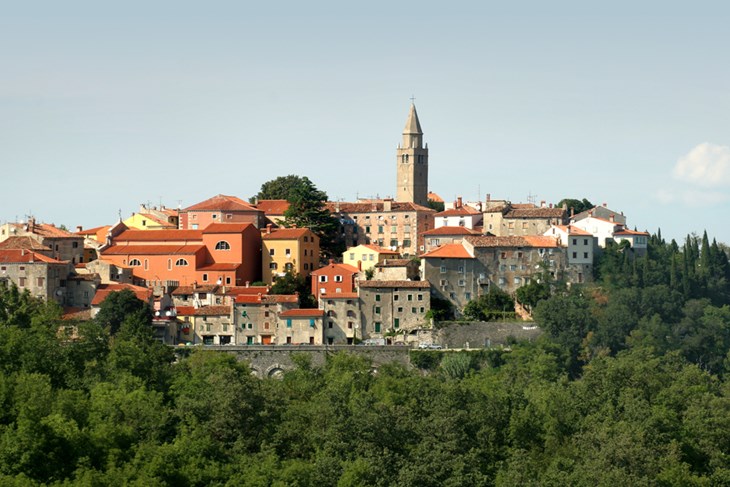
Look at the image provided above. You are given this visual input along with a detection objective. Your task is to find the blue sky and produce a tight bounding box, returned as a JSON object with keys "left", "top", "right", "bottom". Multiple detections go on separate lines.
{"left": 3, "top": 1, "right": 730, "bottom": 243}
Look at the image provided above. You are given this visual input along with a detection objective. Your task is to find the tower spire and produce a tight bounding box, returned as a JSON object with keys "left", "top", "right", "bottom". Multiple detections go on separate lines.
{"left": 396, "top": 102, "right": 429, "bottom": 206}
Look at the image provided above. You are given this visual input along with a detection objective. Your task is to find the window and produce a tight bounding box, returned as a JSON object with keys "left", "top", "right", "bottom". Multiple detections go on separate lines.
{"left": 514, "top": 277, "right": 521, "bottom": 285}
{"left": 226, "top": 277, "right": 231, "bottom": 285}
{"left": 285, "top": 248, "right": 291, "bottom": 257}
{"left": 270, "top": 249, "right": 275, "bottom": 256}
{"left": 394, "top": 295, "right": 399, "bottom": 301}
{"left": 440, "top": 266, "right": 447, "bottom": 273}
{"left": 500, "top": 252, "right": 507, "bottom": 259}
{"left": 390, "top": 239, "right": 398, "bottom": 247}
{"left": 397, "top": 307, "right": 403, "bottom": 313}
{"left": 394, "top": 318, "right": 400, "bottom": 329}
{"left": 270, "top": 263, "right": 278, "bottom": 269}
{"left": 129, "top": 259, "right": 141, "bottom": 267}
{"left": 572, "top": 238, "right": 577, "bottom": 245}
{"left": 144, "top": 259, "right": 148, "bottom": 270}
{"left": 334, "top": 275, "right": 343, "bottom": 282}
{"left": 411, "top": 307, "right": 416, "bottom": 313}
{"left": 390, "top": 225, "right": 397, "bottom": 233}
{"left": 378, "top": 225, "right": 384, "bottom": 234}
{"left": 375, "top": 294, "right": 381, "bottom": 301}
{"left": 510, "top": 265, "right": 517, "bottom": 271}
{"left": 175, "top": 258, "right": 189, "bottom": 266}
{"left": 37, "top": 277, "right": 44, "bottom": 287}
{"left": 215, "top": 241, "right": 230, "bottom": 250}
{"left": 403, "top": 239, "right": 411, "bottom": 248}
{"left": 572, "top": 252, "right": 577, "bottom": 259}
{"left": 18, "top": 277, "right": 26, "bottom": 287}
{"left": 465, "top": 292, "right": 471, "bottom": 300}
{"left": 407, "top": 294, "right": 413, "bottom": 301}
{"left": 286, "top": 319, "right": 292, "bottom": 328}
{"left": 458, "top": 279, "right": 465, "bottom": 286}
{"left": 329, "top": 321, "right": 333, "bottom": 329}
{"left": 349, "top": 252, "right": 355, "bottom": 260}
{"left": 584, "top": 238, "right": 589, "bottom": 245}
{"left": 72, "top": 241, "right": 78, "bottom": 248}
{"left": 192, "top": 224, "right": 199, "bottom": 230}
{"left": 319, "top": 275, "right": 327, "bottom": 282}
{"left": 309, "top": 319, "right": 315, "bottom": 328}
{"left": 202, "top": 273, "right": 208, "bottom": 282}
{"left": 375, "top": 306, "right": 381, "bottom": 314}
{"left": 374, "top": 322, "right": 381, "bottom": 333}
{"left": 304, "top": 263, "right": 308, "bottom": 270}
{"left": 365, "top": 226, "right": 371, "bottom": 233}
{"left": 418, "top": 294, "right": 423, "bottom": 301}
{"left": 348, "top": 322, "right": 353, "bottom": 329}
{"left": 584, "top": 252, "right": 589, "bottom": 258}
{"left": 168, "top": 259, "right": 172, "bottom": 270}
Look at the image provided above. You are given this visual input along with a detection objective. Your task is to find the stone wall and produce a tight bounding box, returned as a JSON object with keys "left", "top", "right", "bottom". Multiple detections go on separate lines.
{"left": 434, "top": 321, "right": 542, "bottom": 349}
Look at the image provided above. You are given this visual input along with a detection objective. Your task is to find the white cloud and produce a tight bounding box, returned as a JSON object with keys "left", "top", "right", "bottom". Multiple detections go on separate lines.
{"left": 653, "top": 188, "right": 729, "bottom": 207}
{"left": 673, "top": 142, "right": 730, "bottom": 187}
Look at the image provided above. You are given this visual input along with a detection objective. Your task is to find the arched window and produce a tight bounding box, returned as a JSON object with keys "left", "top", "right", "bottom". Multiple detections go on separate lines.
{"left": 215, "top": 241, "right": 230, "bottom": 250}
{"left": 175, "top": 258, "right": 189, "bottom": 266}
{"left": 129, "top": 259, "right": 141, "bottom": 267}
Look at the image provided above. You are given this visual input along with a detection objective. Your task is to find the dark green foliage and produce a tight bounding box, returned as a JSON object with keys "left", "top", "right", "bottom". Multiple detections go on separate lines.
{"left": 463, "top": 288, "right": 515, "bottom": 321}
{"left": 269, "top": 270, "right": 316, "bottom": 308}
{"left": 254, "top": 174, "right": 343, "bottom": 259}
{"left": 93, "top": 289, "right": 152, "bottom": 335}
{"left": 426, "top": 296, "right": 455, "bottom": 323}
{"left": 555, "top": 197, "right": 593, "bottom": 214}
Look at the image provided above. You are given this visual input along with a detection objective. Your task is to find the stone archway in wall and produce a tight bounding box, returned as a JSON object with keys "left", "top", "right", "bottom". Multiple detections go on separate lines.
{"left": 266, "top": 363, "right": 287, "bottom": 379}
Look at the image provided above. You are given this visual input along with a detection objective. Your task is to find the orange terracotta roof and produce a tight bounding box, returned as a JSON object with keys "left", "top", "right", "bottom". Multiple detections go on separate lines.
{"left": 262, "top": 227, "right": 312, "bottom": 239}
{"left": 74, "top": 225, "right": 110, "bottom": 237}
{"left": 183, "top": 194, "right": 259, "bottom": 212}
{"left": 256, "top": 199, "right": 290, "bottom": 215}
{"left": 421, "top": 243, "right": 473, "bottom": 259}
{"left": 360, "top": 244, "right": 400, "bottom": 255}
{"left": 102, "top": 244, "right": 205, "bottom": 255}
{"left": 359, "top": 280, "right": 430, "bottom": 289}
{"left": 91, "top": 283, "right": 152, "bottom": 306}
{"left": 7, "top": 222, "right": 78, "bottom": 239}
{"left": 279, "top": 309, "right": 325, "bottom": 317}
{"left": 0, "top": 236, "right": 51, "bottom": 251}
{"left": 62, "top": 307, "right": 93, "bottom": 321}
{"left": 427, "top": 191, "right": 444, "bottom": 203}
{"left": 0, "top": 249, "right": 65, "bottom": 264}
{"left": 465, "top": 235, "right": 559, "bottom": 248}
{"left": 614, "top": 229, "right": 649, "bottom": 236}
{"left": 176, "top": 305, "right": 231, "bottom": 316}
{"left": 172, "top": 285, "right": 220, "bottom": 295}
{"left": 202, "top": 223, "right": 255, "bottom": 233}
{"left": 225, "top": 285, "right": 270, "bottom": 295}
{"left": 113, "top": 229, "right": 202, "bottom": 242}
{"left": 310, "top": 262, "right": 360, "bottom": 275}
{"left": 552, "top": 225, "right": 593, "bottom": 236}
{"left": 326, "top": 201, "right": 435, "bottom": 214}
{"left": 435, "top": 206, "right": 481, "bottom": 217}
{"left": 422, "top": 226, "right": 480, "bottom": 236}
{"left": 236, "top": 294, "right": 299, "bottom": 304}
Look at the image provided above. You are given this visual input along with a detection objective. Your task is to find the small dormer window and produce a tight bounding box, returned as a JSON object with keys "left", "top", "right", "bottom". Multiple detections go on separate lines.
{"left": 215, "top": 241, "right": 230, "bottom": 250}
{"left": 129, "top": 259, "right": 141, "bottom": 267}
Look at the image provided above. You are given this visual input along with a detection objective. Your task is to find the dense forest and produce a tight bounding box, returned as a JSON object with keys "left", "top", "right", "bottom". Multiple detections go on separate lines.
{"left": 1, "top": 231, "right": 730, "bottom": 485}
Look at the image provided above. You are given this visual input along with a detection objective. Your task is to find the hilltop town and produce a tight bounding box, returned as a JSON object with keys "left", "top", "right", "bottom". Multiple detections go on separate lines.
{"left": 0, "top": 104, "right": 648, "bottom": 347}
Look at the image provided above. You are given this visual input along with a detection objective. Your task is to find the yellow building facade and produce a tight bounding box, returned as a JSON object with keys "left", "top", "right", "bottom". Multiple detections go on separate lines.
{"left": 262, "top": 227, "right": 320, "bottom": 284}
{"left": 342, "top": 244, "right": 400, "bottom": 272}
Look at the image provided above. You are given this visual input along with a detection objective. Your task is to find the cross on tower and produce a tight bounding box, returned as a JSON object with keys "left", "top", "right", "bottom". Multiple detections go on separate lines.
{"left": 410, "top": 95, "right": 416, "bottom": 104}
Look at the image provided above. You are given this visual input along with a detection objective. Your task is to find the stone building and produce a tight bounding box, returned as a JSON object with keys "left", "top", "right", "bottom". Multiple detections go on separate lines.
{"left": 482, "top": 199, "right": 568, "bottom": 237}
{"left": 396, "top": 103, "right": 429, "bottom": 207}
{"left": 372, "top": 259, "right": 420, "bottom": 281}
{"left": 0, "top": 218, "right": 84, "bottom": 264}
{"left": 357, "top": 280, "right": 430, "bottom": 342}
{"left": 177, "top": 305, "right": 233, "bottom": 345}
{"left": 233, "top": 293, "right": 298, "bottom": 345}
{"left": 420, "top": 243, "right": 479, "bottom": 316}
{"left": 422, "top": 226, "right": 480, "bottom": 253}
{"left": 320, "top": 293, "right": 361, "bottom": 344}
{"left": 277, "top": 309, "right": 325, "bottom": 345}
{"left": 328, "top": 200, "right": 435, "bottom": 256}
{"left": 0, "top": 249, "right": 72, "bottom": 303}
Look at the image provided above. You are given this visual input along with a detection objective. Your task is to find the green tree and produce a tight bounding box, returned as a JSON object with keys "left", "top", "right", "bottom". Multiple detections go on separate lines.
{"left": 94, "top": 289, "right": 152, "bottom": 335}
{"left": 555, "top": 197, "right": 593, "bottom": 214}
{"left": 270, "top": 270, "right": 316, "bottom": 308}
{"left": 254, "top": 175, "right": 343, "bottom": 259}
{"left": 463, "top": 288, "right": 515, "bottom": 321}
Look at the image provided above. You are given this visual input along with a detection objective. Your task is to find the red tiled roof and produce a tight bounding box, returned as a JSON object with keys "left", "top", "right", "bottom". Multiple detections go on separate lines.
{"left": 552, "top": 225, "right": 593, "bottom": 236}
{"left": 614, "top": 229, "right": 649, "bottom": 236}
{"left": 225, "top": 285, "right": 270, "bottom": 295}
{"left": 74, "top": 225, "right": 109, "bottom": 236}
{"left": 421, "top": 243, "right": 473, "bottom": 259}
{"left": 62, "top": 307, "right": 93, "bottom": 321}
{"left": 326, "top": 201, "right": 435, "bottom": 214}
{"left": 279, "top": 309, "right": 325, "bottom": 317}
{"left": 183, "top": 194, "right": 259, "bottom": 212}
{"left": 202, "top": 223, "right": 255, "bottom": 233}
{"left": 427, "top": 192, "right": 444, "bottom": 203}
{"left": 0, "top": 236, "right": 52, "bottom": 251}
{"left": 91, "top": 283, "right": 152, "bottom": 306}
{"left": 262, "top": 227, "right": 313, "bottom": 240}
{"left": 176, "top": 305, "right": 231, "bottom": 316}
{"left": 7, "top": 222, "right": 78, "bottom": 239}
{"left": 359, "top": 280, "right": 430, "bottom": 289}
{"left": 235, "top": 294, "right": 299, "bottom": 304}
{"left": 435, "top": 206, "right": 481, "bottom": 217}
{"left": 113, "top": 229, "right": 202, "bottom": 242}
{"left": 256, "top": 200, "right": 290, "bottom": 215}
{"left": 310, "top": 262, "right": 360, "bottom": 275}
{"left": 172, "top": 285, "right": 220, "bottom": 295}
{"left": 465, "top": 235, "right": 559, "bottom": 248}
{"left": 102, "top": 244, "right": 205, "bottom": 255}
{"left": 360, "top": 244, "right": 400, "bottom": 255}
{"left": 422, "top": 226, "right": 480, "bottom": 236}
{"left": 0, "top": 249, "right": 65, "bottom": 264}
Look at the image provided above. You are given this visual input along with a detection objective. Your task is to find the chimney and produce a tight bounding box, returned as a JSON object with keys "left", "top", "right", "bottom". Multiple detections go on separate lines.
{"left": 76, "top": 225, "right": 83, "bottom": 232}
{"left": 329, "top": 259, "right": 334, "bottom": 265}
{"left": 266, "top": 224, "right": 272, "bottom": 234}
{"left": 603, "top": 202, "right": 607, "bottom": 207}
{"left": 610, "top": 214, "right": 615, "bottom": 223}
{"left": 335, "top": 201, "right": 340, "bottom": 212}
{"left": 245, "top": 281, "right": 250, "bottom": 287}
{"left": 549, "top": 203, "right": 553, "bottom": 208}
{"left": 570, "top": 207, "right": 575, "bottom": 217}
{"left": 383, "top": 199, "right": 392, "bottom": 212}
{"left": 486, "top": 193, "right": 491, "bottom": 202}
{"left": 540, "top": 200, "right": 546, "bottom": 208}
{"left": 457, "top": 196, "right": 463, "bottom": 208}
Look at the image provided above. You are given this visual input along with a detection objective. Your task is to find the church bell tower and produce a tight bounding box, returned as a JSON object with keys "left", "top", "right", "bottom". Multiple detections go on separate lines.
{"left": 396, "top": 103, "right": 428, "bottom": 207}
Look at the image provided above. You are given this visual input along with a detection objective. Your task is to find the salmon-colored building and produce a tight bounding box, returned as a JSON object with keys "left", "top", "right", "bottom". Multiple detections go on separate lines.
{"left": 100, "top": 223, "right": 261, "bottom": 287}
{"left": 179, "top": 194, "right": 266, "bottom": 230}
{"left": 310, "top": 261, "right": 360, "bottom": 300}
